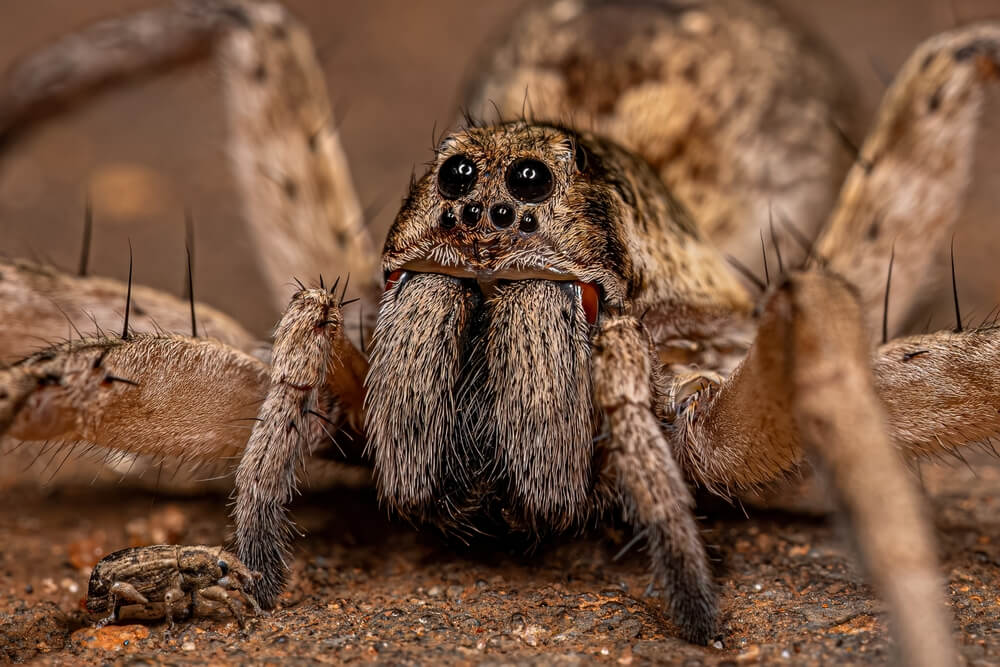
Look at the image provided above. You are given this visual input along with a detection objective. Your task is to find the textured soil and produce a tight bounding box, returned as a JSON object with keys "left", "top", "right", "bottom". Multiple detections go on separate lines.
{"left": 3, "top": 1, "right": 1000, "bottom": 665}
{"left": 3, "top": 456, "right": 1000, "bottom": 665}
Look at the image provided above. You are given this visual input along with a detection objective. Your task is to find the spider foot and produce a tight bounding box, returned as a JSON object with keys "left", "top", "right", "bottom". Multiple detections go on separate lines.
{"left": 667, "top": 371, "right": 723, "bottom": 421}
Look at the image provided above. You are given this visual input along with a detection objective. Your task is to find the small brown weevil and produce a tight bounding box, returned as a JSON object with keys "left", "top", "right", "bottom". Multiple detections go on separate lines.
{"left": 86, "top": 545, "right": 262, "bottom": 629}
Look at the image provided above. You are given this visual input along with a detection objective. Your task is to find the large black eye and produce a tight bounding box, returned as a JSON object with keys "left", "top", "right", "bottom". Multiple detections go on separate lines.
{"left": 437, "top": 154, "right": 477, "bottom": 199}
{"left": 506, "top": 158, "right": 554, "bottom": 203}
{"left": 217, "top": 560, "right": 229, "bottom": 575}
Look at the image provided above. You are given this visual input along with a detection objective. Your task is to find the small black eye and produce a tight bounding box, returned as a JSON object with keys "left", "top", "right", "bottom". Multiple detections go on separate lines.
{"left": 520, "top": 211, "right": 538, "bottom": 233}
{"left": 462, "top": 202, "right": 483, "bottom": 226}
{"left": 506, "top": 158, "right": 554, "bottom": 203}
{"left": 218, "top": 560, "right": 229, "bottom": 575}
{"left": 437, "top": 154, "right": 478, "bottom": 199}
{"left": 489, "top": 203, "right": 515, "bottom": 228}
{"left": 440, "top": 208, "right": 457, "bottom": 229}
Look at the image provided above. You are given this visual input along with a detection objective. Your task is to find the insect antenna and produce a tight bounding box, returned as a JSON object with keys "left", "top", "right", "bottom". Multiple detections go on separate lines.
{"left": 78, "top": 195, "right": 93, "bottom": 277}
{"left": 951, "top": 236, "right": 963, "bottom": 333}
{"left": 122, "top": 241, "right": 133, "bottom": 341}
{"left": 882, "top": 244, "right": 895, "bottom": 345}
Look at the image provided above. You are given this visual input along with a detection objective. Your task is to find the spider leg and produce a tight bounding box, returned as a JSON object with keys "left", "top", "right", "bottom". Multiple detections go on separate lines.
{"left": 814, "top": 24, "right": 1000, "bottom": 338}
{"left": 216, "top": 2, "right": 381, "bottom": 319}
{"left": 0, "top": 258, "right": 262, "bottom": 363}
{"left": 0, "top": 1, "right": 383, "bottom": 333}
{"left": 0, "top": 0, "right": 232, "bottom": 144}
{"left": 874, "top": 328, "right": 1000, "bottom": 460}
{"left": 0, "top": 334, "right": 269, "bottom": 463}
{"left": 591, "top": 315, "right": 716, "bottom": 645}
{"left": 234, "top": 287, "right": 366, "bottom": 608}
{"left": 673, "top": 271, "right": 954, "bottom": 667}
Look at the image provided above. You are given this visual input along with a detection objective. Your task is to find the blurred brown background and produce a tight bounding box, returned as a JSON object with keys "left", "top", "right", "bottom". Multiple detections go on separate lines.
{"left": 1, "top": 0, "right": 998, "bottom": 337}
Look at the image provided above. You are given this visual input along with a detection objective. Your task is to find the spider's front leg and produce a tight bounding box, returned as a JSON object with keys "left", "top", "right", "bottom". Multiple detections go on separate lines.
{"left": 676, "top": 272, "right": 955, "bottom": 667}
{"left": 591, "top": 316, "right": 716, "bottom": 645}
{"left": 233, "top": 285, "right": 367, "bottom": 607}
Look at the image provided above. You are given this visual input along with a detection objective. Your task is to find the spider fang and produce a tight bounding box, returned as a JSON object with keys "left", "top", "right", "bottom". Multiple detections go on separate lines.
{"left": 574, "top": 281, "right": 600, "bottom": 325}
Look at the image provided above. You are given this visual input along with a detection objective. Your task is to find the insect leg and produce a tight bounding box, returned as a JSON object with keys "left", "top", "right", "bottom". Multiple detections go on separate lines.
{"left": 163, "top": 582, "right": 186, "bottom": 630}
{"left": 199, "top": 586, "right": 246, "bottom": 629}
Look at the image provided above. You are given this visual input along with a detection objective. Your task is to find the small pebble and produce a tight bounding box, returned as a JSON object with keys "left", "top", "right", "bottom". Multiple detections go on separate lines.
{"left": 182, "top": 641, "right": 195, "bottom": 651}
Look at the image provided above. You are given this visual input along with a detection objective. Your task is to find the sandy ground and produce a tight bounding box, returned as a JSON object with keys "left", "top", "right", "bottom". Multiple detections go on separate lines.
{"left": 3, "top": 1, "right": 1000, "bottom": 664}
{"left": 3, "top": 457, "right": 1000, "bottom": 664}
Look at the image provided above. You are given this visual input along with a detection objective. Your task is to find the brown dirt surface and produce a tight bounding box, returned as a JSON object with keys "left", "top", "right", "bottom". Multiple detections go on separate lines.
{"left": 4, "top": 1, "right": 1000, "bottom": 665}
{"left": 3, "top": 457, "right": 1000, "bottom": 664}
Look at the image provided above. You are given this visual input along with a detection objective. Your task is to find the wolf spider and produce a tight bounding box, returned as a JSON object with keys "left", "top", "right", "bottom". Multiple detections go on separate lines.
{"left": 1, "top": 1, "right": 999, "bottom": 664}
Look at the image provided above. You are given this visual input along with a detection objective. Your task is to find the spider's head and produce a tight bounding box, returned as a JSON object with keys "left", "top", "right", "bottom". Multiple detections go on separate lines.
{"left": 381, "top": 121, "right": 638, "bottom": 320}
{"left": 367, "top": 122, "right": 654, "bottom": 536}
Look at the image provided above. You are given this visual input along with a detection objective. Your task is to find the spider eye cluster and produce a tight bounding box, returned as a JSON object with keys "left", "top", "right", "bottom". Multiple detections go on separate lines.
{"left": 437, "top": 154, "right": 478, "bottom": 199}
{"left": 436, "top": 154, "right": 556, "bottom": 204}
{"left": 434, "top": 153, "right": 557, "bottom": 234}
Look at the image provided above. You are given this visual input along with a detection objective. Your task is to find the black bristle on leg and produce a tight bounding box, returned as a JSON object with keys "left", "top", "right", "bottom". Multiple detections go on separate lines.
{"left": 725, "top": 255, "right": 765, "bottom": 292}
{"left": 186, "top": 243, "right": 197, "bottom": 338}
{"left": 339, "top": 273, "right": 351, "bottom": 306}
{"left": 760, "top": 230, "right": 770, "bottom": 286}
{"left": 78, "top": 196, "right": 93, "bottom": 277}
{"left": 121, "top": 241, "right": 133, "bottom": 341}
{"left": 951, "top": 236, "right": 963, "bottom": 333}
{"left": 882, "top": 244, "right": 895, "bottom": 345}
{"left": 768, "top": 204, "right": 784, "bottom": 276}
{"left": 182, "top": 208, "right": 195, "bottom": 299}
